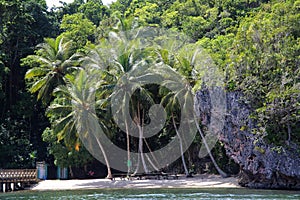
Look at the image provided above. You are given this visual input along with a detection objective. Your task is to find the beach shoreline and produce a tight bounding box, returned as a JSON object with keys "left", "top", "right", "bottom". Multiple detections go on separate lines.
{"left": 31, "top": 174, "right": 240, "bottom": 191}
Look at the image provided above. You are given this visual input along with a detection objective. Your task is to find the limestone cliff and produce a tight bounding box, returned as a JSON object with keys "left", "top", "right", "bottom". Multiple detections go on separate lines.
{"left": 194, "top": 89, "right": 300, "bottom": 189}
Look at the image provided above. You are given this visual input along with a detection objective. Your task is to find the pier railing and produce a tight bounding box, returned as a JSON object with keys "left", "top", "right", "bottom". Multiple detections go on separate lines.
{"left": 0, "top": 169, "right": 38, "bottom": 192}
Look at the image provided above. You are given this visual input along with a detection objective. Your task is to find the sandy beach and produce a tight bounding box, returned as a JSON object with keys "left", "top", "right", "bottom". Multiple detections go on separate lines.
{"left": 31, "top": 174, "right": 240, "bottom": 191}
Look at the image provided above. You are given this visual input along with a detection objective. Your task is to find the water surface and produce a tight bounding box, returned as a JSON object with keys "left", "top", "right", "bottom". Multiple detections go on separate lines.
{"left": 0, "top": 188, "right": 299, "bottom": 199}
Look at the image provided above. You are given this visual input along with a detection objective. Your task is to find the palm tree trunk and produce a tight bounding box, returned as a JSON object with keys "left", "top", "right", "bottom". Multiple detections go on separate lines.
{"left": 172, "top": 116, "right": 190, "bottom": 177}
{"left": 145, "top": 154, "right": 160, "bottom": 171}
{"left": 137, "top": 104, "right": 148, "bottom": 173}
{"left": 69, "top": 166, "right": 74, "bottom": 178}
{"left": 138, "top": 125, "right": 148, "bottom": 173}
{"left": 125, "top": 119, "right": 131, "bottom": 175}
{"left": 94, "top": 136, "right": 112, "bottom": 179}
{"left": 194, "top": 116, "right": 228, "bottom": 178}
{"left": 144, "top": 138, "right": 160, "bottom": 170}
{"left": 133, "top": 146, "right": 141, "bottom": 175}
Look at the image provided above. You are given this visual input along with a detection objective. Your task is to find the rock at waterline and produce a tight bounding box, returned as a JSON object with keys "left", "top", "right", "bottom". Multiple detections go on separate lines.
{"left": 194, "top": 88, "right": 300, "bottom": 189}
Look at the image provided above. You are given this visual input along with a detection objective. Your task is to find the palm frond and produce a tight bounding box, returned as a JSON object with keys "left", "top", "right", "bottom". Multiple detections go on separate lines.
{"left": 53, "top": 85, "right": 73, "bottom": 100}
{"left": 37, "top": 57, "right": 53, "bottom": 67}
{"left": 57, "top": 118, "right": 76, "bottom": 143}
{"left": 46, "top": 104, "right": 73, "bottom": 117}
{"left": 54, "top": 112, "right": 75, "bottom": 135}
{"left": 29, "top": 76, "right": 48, "bottom": 93}
{"left": 25, "top": 68, "right": 48, "bottom": 79}
{"left": 161, "top": 92, "right": 175, "bottom": 106}
{"left": 37, "top": 40, "right": 56, "bottom": 61}
{"left": 37, "top": 75, "right": 55, "bottom": 102}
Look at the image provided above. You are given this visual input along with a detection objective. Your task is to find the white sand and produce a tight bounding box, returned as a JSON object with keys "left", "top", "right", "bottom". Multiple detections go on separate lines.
{"left": 31, "top": 174, "right": 240, "bottom": 190}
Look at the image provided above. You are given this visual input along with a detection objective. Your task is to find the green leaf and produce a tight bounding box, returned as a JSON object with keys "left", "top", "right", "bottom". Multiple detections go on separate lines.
{"left": 25, "top": 68, "right": 48, "bottom": 79}
{"left": 29, "top": 76, "right": 48, "bottom": 93}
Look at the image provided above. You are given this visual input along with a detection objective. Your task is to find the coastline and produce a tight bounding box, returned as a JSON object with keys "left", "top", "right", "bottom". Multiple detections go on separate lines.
{"left": 31, "top": 174, "right": 240, "bottom": 191}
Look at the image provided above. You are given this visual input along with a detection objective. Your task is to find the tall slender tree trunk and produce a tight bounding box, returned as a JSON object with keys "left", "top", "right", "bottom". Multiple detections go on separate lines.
{"left": 137, "top": 103, "right": 148, "bottom": 173}
{"left": 133, "top": 103, "right": 148, "bottom": 174}
{"left": 194, "top": 116, "right": 228, "bottom": 178}
{"left": 145, "top": 154, "right": 160, "bottom": 171}
{"left": 138, "top": 125, "right": 148, "bottom": 173}
{"left": 95, "top": 136, "right": 112, "bottom": 179}
{"left": 144, "top": 138, "right": 160, "bottom": 171}
{"left": 172, "top": 116, "right": 190, "bottom": 177}
{"left": 69, "top": 166, "right": 74, "bottom": 178}
{"left": 125, "top": 119, "right": 131, "bottom": 175}
{"left": 133, "top": 146, "right": 141, "bottom": 175}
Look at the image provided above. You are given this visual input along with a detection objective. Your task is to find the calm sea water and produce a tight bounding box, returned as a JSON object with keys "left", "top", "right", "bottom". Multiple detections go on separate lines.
{"left": 0, "top": 188, "right": 299, "bottom": 200}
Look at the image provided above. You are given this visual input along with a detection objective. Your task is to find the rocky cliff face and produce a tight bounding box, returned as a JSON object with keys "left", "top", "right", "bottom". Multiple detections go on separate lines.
{"left": 194, "top": 89, "right": 300, "bottom": 189}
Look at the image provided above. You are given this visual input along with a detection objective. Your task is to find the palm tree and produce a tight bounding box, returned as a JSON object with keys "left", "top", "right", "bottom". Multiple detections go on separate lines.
{"left": 24, "top": 37, "right": 80, "bottom": 104}
{"left": 194, "top": 115, "right": 228, "bottom": 178}
{"left": 130, "top": 85, "right": 157, "bottom": 174}
{"left": 159, "top": 67, "right": 193, "bottom": 177}
{"left": 47, "top": 70, "right": 113, "bottom": 179}
{"left": 157, "top": 44, "right": 228, "bottom": 178}
{"left": 109, "top": 58, "right": 158, "bottom": 174}
{"left": 183, "top": 45, "right": 229, "bottom": 178}
{"left": 83, "top": 29, "right": 152, "bottom": 175}
{"left": 155, "top": 40, "right": 195, "bottom": 176}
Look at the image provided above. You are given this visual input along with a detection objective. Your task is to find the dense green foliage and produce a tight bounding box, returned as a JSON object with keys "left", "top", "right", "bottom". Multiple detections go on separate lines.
{"left": 0, "top": 0, "right": 298, "bottom": 178}
{"left": 0, "top": 0, "right": 55, "bottom": 168}
{"left": 231, "top": 1, "right": 300, "bottom": 146}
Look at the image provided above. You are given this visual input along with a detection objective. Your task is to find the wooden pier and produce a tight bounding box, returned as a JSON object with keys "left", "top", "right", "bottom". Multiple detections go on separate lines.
{"left": 0, "top": 169, "right": 38, "bottom": 192}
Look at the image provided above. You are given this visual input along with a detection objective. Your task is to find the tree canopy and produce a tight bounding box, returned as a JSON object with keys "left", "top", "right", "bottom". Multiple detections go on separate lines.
{"left": 0, "top": 0, "right": 298, "bottom": 179}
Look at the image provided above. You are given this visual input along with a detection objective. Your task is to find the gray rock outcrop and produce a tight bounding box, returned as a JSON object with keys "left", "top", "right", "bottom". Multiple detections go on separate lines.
{"left": 194, "top": 88, "right": 300, "bottom": 189}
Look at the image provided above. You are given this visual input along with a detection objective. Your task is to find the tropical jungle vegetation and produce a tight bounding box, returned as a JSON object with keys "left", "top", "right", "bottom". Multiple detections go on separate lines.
{"left": 0, "top": 0, "right": 299, "bottom": 179}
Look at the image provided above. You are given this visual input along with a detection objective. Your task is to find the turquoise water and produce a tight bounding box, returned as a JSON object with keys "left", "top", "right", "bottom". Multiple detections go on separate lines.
{"left": 0, "top": 188, "right": 299, "bottom": 199}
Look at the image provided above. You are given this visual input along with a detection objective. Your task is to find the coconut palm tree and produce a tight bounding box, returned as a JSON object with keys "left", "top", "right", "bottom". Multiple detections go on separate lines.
{"left": 108, "top": 57, "right": 159, "bottom": 174}
{"left": 129, "top": 85, "right": 157, "bottom": 174}
{"left": 47, "top": 70, "right": 113, "bottom": 179}
{"left": 157, "top": 62, "right": 194, "bottom": 177}
{"left": 24, "top": 37, "right": 80, "bottom": 104}
{"left": 161, "top": 88, "right": 191, "bottom": 177}
{"left": 154, "top": 39, "right": 194, "bottom": 176}
{"left": 194, "top": 115, "right": 228, "bottom": 178}
{"left": 157, "top": 44, "right": 228, "bottom": 178}
{"left": 83, "top": 29, "right": 153, "bottom": 175}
